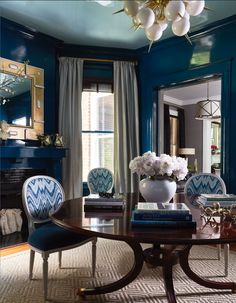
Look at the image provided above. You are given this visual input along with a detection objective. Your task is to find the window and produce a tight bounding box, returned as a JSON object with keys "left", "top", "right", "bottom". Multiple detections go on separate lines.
{"left": 82, "top": 91, "right": 114, "bottom": 182}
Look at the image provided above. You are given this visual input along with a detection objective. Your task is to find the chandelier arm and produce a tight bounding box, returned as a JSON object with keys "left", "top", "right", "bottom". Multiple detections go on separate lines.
{"left": 112, "top": 8, "right": 124, "bottom": 15}
{"left": 204, "top": 6, "right": 214, "bottom": 12}
{"left": 184, "top": 34, "right": 192, "bottom": 45}
{"left": 148, "top": 40, "right": 154, "bottom": 53}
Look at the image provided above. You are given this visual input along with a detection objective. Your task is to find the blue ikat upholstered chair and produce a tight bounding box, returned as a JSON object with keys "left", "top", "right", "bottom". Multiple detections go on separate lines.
{"left": 87, "top": 168, "right": 113, "bottom": 194}
{"left": 22, "top": 175, "right": 97, "bottom": 302}
{"left": 184, "top": 173, "right": 229, "bottom": 276}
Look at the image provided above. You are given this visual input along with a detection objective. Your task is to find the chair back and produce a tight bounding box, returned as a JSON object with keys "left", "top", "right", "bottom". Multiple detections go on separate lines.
{"left": 184, "top": 173, "right": 226, "bottom": 202}
{"left": 22, "top": 175, "right": 65, "bottom": 225}
{"left": 87, "top": 168, "right": 113, "bottom": 194}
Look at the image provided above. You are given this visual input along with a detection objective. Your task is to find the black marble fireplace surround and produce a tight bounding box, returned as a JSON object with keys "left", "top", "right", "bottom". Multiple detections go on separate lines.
{"left": 0, "top": 142, "right": 67, "bottom": 248}
{"left": 0, "top": 168, "right": 46, "bottom": 248}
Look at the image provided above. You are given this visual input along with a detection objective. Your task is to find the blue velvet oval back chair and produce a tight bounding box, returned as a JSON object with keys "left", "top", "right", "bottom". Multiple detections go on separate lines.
{"left": 184, "top": 173, "right": 229, "bottom": 276}
{"left": 22, "top": 175, "right": 97, "bottom": 302}
{"left": 87, "top": 168, "right": 113, "bottom": 194}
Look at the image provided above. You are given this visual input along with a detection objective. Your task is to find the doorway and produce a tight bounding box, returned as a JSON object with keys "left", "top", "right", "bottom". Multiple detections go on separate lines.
{"left": 157, "top": 76, "right": 222, "bottom": 174}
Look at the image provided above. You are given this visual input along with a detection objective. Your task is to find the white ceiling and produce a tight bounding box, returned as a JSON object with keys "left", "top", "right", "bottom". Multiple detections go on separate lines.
{"left": 0, "top": 1, "right": 236, "bottom": 49}
{"left": 163, "top": 79, "right": 221, "bottom": 106}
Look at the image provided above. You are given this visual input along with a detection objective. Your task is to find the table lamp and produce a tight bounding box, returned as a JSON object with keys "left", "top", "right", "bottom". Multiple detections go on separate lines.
{"left": 178, "top": 148, "right": 196, "bottom": 172}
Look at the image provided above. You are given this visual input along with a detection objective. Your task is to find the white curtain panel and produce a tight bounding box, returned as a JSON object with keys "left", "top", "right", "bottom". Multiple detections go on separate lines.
{"left": 113, "top": 61, "right": 140, "bottom": 194}
{"left": 59, "top": 57, "right": 83, "bottom": 199}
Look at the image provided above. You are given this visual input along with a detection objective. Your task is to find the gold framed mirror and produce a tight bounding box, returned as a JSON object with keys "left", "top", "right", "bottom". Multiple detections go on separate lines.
{"left": 0, "top": 57, "right": 44, "bottom": 140}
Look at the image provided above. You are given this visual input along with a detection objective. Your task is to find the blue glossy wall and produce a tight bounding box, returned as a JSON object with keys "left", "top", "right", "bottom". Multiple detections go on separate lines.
{"left": 1, "top": 17, "right": 61, "bottom": 134}
{"left": 136, "top": 16, "right": 236, "bottom": 192}
{"left": 2, "top": 15, "right": 236, "bottom": 192}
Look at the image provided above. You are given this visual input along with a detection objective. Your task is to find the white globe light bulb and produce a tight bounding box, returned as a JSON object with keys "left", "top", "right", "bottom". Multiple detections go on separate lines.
{"left": 164, "top": 1, "right": 186, "bottom": 21}
{"left": 158, "top": 18, "right": 169, "bottom": 31}
{"left": 145, "top": 23, "right": 163, "bottom": 41}
{"left": 124, "top": 1, "right": 140, "bottom": 17}
{"left": 172, "top": 18, "right": 190, "bottom": 36}
{"left": 186, "top": 0, "right": 205, "bottom": 16}
{"left": 183, "top": 11, "right": 190, "bottom": 20}
{"left": 136, "top": 7, "right": 155, "bottom": 29}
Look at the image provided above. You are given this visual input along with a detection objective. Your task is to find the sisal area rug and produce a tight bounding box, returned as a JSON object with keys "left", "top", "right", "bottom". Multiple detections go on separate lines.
{"left": 1, "top": 239, "right": 236, "bottom": 303}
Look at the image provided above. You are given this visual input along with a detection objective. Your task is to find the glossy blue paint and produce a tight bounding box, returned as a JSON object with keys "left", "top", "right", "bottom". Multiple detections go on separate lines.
{"left": 58, "top": 44, "right": 136, "bottom": 61}
{"left": 0, "top": 146, "right": 66, "bottom": 182}
{"left": 137, "top": 16, "right": 236, "bottom": 193}
{"left": 84, "top": 61, "right": 113, "bottom": 81}
{"left": 2, "top": 14, "right": 236, "bottom": 194}
{"left": 1, "top": 17, "right": 61, "bottom": 134}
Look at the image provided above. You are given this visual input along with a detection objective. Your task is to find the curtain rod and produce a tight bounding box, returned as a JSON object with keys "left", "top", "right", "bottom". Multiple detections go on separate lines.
{"left": 58, "top": 56, "right": 137, "bottom": 64}
{"left": 81, "top": 57, "right": 138, "bottom": 65}
{"left": 57, "top": 56, "right": 138, "bottom": 65}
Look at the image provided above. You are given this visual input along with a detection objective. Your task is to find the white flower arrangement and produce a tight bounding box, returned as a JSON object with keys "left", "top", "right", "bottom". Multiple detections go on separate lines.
{"left": 129, "top": 151, "right": 188, "bottom": 181}
{"left": 0, "top": 120, "right": 10, "bottom": 140}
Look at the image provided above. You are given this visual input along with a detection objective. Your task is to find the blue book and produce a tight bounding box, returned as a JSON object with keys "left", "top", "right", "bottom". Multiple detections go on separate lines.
{"left": 131, "top": 214, "right": 196, "bottom": 228}
{"left": 132, "top": 210, "right": 192, "bottom": 221}
{"left": 136, "top": 202, "right": 190, "bottom": 215}
{"left": 131, "top": 218, "right": 196, "bottom": 229}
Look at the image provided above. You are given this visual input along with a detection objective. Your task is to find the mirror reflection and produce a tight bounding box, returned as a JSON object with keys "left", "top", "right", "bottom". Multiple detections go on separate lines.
{"left": 158, "top": 76, "right": 222, "bottom": 175}
{"left": 0, "top": 72, "right": 32, "bottom": 127}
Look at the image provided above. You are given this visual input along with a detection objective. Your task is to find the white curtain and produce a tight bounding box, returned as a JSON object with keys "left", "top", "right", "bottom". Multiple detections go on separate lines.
{"left": 59, "top": 57, "right": 83, "bottom": 199}
{"left": 113, "top": 61, "right": 140, "bottom": 194}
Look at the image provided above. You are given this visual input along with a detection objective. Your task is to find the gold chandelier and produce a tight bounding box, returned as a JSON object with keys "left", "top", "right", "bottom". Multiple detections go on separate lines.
{"left": 114, "top": 0, "right": 207, "bottom": 50}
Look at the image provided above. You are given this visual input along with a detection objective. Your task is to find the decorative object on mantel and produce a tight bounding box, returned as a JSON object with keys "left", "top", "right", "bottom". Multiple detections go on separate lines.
{"left": 53, "top": 133, "right": 64, "bottom": 147}
{"left": 37, "top": 134, "right": 52, "bottom": 147}
{"left": 0, "top": 120, "right": 10, "bottom": 144}
{"left": 37, "top": 133, "right": 64, "bottom": 147}
{"left": 129, "top": 151, "right": 188, "bottom": 202}
{"left": 112, "top": 0, "right": 207, "bottom": 51}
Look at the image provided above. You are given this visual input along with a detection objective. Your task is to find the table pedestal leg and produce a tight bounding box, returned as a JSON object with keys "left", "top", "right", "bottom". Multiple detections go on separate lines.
{"left": 179, "top": 245, "right": 236, "bottom": 292}
{"left": 78, "top": 239, "right": 144, "bottom": 296}
{"left": 162, "top": 250, "right": 179, "bottom": 303}
{"left": 143, "top": 245, "right": 180, "bottom": 303}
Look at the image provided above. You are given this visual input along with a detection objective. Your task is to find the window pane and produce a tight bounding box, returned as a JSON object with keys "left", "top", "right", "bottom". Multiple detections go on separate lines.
{"left": 82, "top": 133, "right": 114, "bottom": 181}
{"left": 82, "top": 92, "right": 114, "bottom": 131}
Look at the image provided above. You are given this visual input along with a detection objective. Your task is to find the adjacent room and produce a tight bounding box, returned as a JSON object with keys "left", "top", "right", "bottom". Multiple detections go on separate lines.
{"left": 1, "top": 1, "right": 236, "bottom": 302}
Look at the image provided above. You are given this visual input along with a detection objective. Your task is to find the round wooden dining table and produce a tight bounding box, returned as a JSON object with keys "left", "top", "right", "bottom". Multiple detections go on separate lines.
{"left": 51, "top": 193, "right": 236, "bottom": 303}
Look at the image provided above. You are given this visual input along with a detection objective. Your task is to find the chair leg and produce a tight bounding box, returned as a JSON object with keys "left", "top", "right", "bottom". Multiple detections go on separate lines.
{"left": 58, "top": 251, "right": 62, "bottom": 269}
{"left": 224, "top": 244, "right": 229, "bottom": 277}
{"left": 92, "top": 238, "right": 97, "bottom": 277}
{"left": 217, "top": 244, "right": 221, "bottom": 260}
{"left": 29, "top": 250, "right": 35, "bottom": 280}
{"left": 42, "top": 253, "right": 49, "bottom": 302}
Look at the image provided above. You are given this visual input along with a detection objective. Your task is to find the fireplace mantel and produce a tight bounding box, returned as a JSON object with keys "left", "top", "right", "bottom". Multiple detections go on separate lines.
{"left": 0, "top": 145, "right": 67, "bottom": 182}
{"left": 0, "top": 146, "right": 66, "bottom": 159}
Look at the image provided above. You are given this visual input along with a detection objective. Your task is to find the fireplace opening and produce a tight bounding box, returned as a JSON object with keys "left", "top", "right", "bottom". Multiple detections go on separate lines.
{"left": 0, "top": 169, "right": 46, "bottom": 248}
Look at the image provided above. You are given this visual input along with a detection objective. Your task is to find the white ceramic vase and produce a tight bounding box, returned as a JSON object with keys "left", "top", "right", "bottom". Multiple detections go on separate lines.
{"left": 139, "top": 177, "right": 177, "bottom": 203}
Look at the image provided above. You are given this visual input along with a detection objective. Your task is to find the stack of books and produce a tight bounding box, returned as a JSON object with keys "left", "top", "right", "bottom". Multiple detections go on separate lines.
{"left": 131, "top": 202, "right": 196, "bottom": 228}
{"left": 84, "top": 194, "right": 125, "bottom": 211}
{"left": 197, "top": 194, "right": 236, "bottom": 207}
